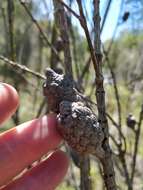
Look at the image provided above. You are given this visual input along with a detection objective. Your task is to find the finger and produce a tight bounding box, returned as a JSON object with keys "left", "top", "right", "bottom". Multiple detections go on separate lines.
{"left": 0, "top": 83, "right": 19, "bottom": 125}
{"left": 0, "top": 114, "right": 62, "bottom": 186}
{"left": 1, "top": 150, "right": 69, "bottom": 190}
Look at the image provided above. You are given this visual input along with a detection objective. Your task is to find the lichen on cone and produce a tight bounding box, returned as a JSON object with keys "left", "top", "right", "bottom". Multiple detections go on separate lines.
{"left": 43, "top": 68, "right": 104, "bottom": 158}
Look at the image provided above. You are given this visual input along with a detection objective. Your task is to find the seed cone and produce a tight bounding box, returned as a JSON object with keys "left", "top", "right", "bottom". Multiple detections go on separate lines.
{"left": 43, "top": 68, "right": 104, "bottom": 158}
{"left": 58, "top": 101, "right": 104, "bottom": 157}
{"left": 43, "top": 68, "right": 81, "bottom": 113}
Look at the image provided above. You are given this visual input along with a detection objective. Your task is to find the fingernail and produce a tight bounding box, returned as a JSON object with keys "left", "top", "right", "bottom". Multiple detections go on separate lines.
{"left": 0, "top": 83, "right": 4, "bottom": 90}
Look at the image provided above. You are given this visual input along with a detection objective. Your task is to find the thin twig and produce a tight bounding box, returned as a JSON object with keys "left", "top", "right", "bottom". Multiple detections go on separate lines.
{"left": 19, "top": 0, "right": 63, "bottom": 64}
{"left": 67, "top": 8, "right": 80, "bottom": 80}
{"left": 76, "top": 0, "right": 99, "bottom": 77}
{"left": 104, "top": 46, "right": 129, "bottom": 190}
{"left": 7, "top": 0, "right": 21, "bottom": 125}
{"left": 50, "top": 24, "right": 60, "bottom": 70}
{"left": 7, "top": 0, "right": 16, "bottom": 61}
{"left": 78, "top": 57, "right": 91, "bottom": 87}
{"left": 53, "top": 0, "right": 73, "bottom": 77}
{"left": 110, "top": 135, "right": 131, "bottom": 189}
{"left": 106, "top": 0, "right": 124, "bottom": 54}
{"left": 119, "top": 151, "right": 132, "bottom": 189}
{"left": 131, "top": 104, "right": 143, "bottom": 185}
{"left": 103, "top": 47, "right": 122, "bottom": 128}
{"left": 101, "top": 0, "right": 112, "bottom": 33}
{"left": 60, "top": 0, "right": 80, "bottom": 20}
{"left": 102, "top": 48, "right": 131, "bottom": 188}
{"left": 0, "top": 55, "right": 45, "bottom": 80}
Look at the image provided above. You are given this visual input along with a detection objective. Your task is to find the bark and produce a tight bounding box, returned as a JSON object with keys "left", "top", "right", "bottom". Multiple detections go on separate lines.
{"left": 93, "top": 0, "right": 117, "bottom": 188}
{"left": 53, "top": 0, "right": 73, "bottom": 78}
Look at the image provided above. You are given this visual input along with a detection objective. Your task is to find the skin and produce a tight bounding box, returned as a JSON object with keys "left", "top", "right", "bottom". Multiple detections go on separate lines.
{"left": 0, "top": 83, "right": 69, "bottom": 190}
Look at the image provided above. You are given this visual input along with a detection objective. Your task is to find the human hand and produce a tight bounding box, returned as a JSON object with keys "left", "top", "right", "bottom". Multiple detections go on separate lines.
{"left": 0, "top": 83, "right": 69, "bottom": 190}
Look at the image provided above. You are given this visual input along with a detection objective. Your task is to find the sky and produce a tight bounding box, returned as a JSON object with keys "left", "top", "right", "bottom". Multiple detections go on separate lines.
{"left": 70, "top": 0, "right": 123, "bottom": 42}
{"left": 100, "top": 0, "right": 122, "bottom": 41}
{"left": 32, "top": 0, "right": 125, "bottom": 42}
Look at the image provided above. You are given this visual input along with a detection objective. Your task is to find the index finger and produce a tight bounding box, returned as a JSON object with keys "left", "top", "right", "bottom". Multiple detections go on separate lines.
{"left": 0, "top": 83, "right": 19, "bottom": 125}
{"left": 0, "top": 114, "right": 62, "bottom": 186}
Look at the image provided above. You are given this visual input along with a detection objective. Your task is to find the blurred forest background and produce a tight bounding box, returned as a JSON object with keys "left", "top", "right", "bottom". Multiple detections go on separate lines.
{"left": 0, "top": 0, "right": 143, "bottom": 190}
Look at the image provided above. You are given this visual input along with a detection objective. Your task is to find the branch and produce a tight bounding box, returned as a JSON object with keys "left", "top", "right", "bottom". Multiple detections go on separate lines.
{"left": 7, "top": 0, "right": 16, "bottom": 61}
{"left": 119, "top": 151, "right": 132, "bottom": 189}
{"left": 78, "top": 57, "right": 91, "bottom": 88}
{"left": 76, "top": 0, "right": 99, "bottom": 78}
{"left": 103, "top": 47, "right": 122, "bottom": 128}
{"left": 0, "top": 55, "right": 45, "bottom": 80}
{"left": 92, "top": 0, "right": 117, "bottom": 189}
{"left": 131, "top": 104, "right": 143, "bottom": 184}
{"left": 53, "top": 0, "right": 73, "bottom": 77}
{"left": 101, "top": 48, "right": 131, "bottom": 188}
{"left": 79, "top": 156, "right": 92, "bottom": 190}
{"left": 50, "top": 24, "right": 59, "bottom": 70}
{"left": 60, "top": 0, "right": 80, "bottom": 20}
{"left": 100, "top": 0, "right": 112, "bottom": 33}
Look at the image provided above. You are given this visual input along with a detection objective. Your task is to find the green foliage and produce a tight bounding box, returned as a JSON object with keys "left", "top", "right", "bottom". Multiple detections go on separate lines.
{"left": 104, "top": 31, "right": 143, "bottom": 84}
